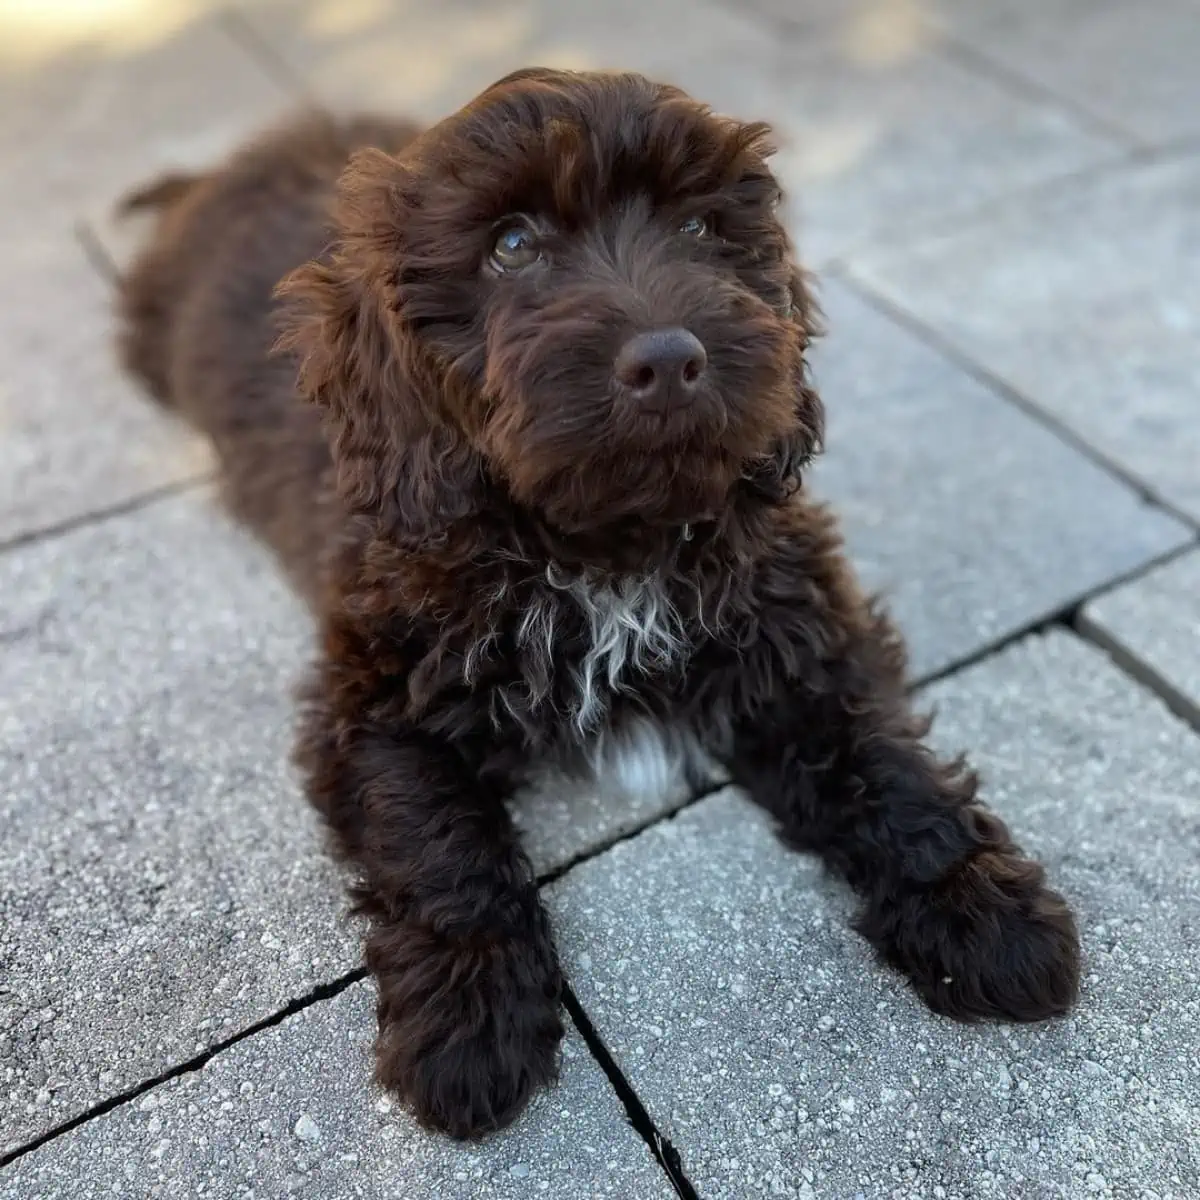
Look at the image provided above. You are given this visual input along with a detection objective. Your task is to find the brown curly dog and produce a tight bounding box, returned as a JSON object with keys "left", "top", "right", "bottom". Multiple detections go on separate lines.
{"left": 117, "top": 68, "right": 1079, "bottom": 1140}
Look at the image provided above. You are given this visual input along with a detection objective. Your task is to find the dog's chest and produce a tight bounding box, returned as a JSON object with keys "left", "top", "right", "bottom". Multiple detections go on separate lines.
{"left": 520, "top": 715, "right": 728, "bottom": 820}
{"left": 488, "top": 572, "right": 728, "bottom": 815}
{"left": 490, "top": 571, "right": 689, "bottom": 734}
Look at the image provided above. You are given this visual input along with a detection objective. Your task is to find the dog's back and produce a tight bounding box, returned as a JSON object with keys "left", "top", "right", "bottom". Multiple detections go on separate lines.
{"left": 117, "top": 113, "right": 421, "bottom": 596}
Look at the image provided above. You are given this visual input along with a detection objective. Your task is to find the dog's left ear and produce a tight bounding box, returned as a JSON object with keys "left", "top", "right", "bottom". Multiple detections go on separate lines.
{"left": 745, "top": 265, "right": 826, "bottom": 502}
{"left": 274, "top": 148, "right": 488, "bottom": 550}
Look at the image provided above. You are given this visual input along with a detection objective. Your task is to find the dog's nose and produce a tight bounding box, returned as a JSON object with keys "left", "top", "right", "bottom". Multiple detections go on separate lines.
{"left": 614, "top": 328, "right": 707, "bottom": 403}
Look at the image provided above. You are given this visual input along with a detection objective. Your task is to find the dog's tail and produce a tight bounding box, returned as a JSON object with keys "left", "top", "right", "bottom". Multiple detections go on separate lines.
{"left": 114, "top": 171, "right": 205, "bottom": 218}
{"left": 115, "top": 171, "right": 210, "bottom": 408}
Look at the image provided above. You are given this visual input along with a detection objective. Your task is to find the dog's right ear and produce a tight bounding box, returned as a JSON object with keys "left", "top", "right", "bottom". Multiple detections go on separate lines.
{"left": 274, "top": 150, "right": 486, "bottom": 550}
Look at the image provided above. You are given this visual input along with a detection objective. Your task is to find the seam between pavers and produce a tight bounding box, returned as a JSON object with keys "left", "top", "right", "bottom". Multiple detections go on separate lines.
{"left": 0, "top": 971, "right": 702, "bottom": 1200}
{"left": 220, "top": 7, "right": 324, "bottom": 107}
{"left": 0, "top": 475, "right": 213, "bottom": 558}
{"left": 0, "top": 220, "right": 211, "bottom": 557}
{"left": 562, "top": 984, "right": 702, "bottom": 1200}
{"left": 729, "top": 0, "right": 1141, "bottom": 151}
{"left": 825, "top": 132, "right": 1199, "bottom": 273}
{"left": 930, "top": 28, "right": 1147, "bottom": 151}
{"left": 824, "top": 135, "right": 1200, "bottom": 275}
{"left": 711, "top": 0, "right": 831, "bottom": 41}
{"left": 6, "top": 571, "right": 1192, "bottom": 1175}
{"left": 831, "top": 268, "right": 1200, "bottom": 536}
{"left": 533, "top": 594, "right": 1200, "bottom": 1200}
{"left": 13, "top": 217, "right": 213, "bottom": 560}
{"left": 820, "top": 144, "right": 1148, "bottom": 274}
{"left": 910, "top": 537, "right": 1200, "bottom": 692}
{"left": 536, "top": 779, "right": 731, "bottom": 888}
{"left": 0, "top": 968, "right": 368, "bottom": 1170}
{"left": 73, "top": 220, "right": 119, "bottom": 287}
{"left": 1073, "top": 608, "right": 1200, "bottom": 736}
{"left": 216, "top": 5, "right": 311, "bottom": 104}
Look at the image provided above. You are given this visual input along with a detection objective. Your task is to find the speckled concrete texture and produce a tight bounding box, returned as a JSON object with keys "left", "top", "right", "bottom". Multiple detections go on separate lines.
{"left": 1081, "top": 548, "right": 1200, "bottom": 726}
{"left": 549, "top": 634, "right": 1200, "bottom": 1199}
{"left": 852, "top": 156, "right": 1200, "bottom": 524}
{"left": 3, "top": 0, "right": 1198, "bottom": 1191}
{"left": 808, "top": 280, "right": 1190, "bottom": 678}
{"left": 0, "top": 983, "right": 675, "bottom": 1200}
{"left": 0, "top": 493, "right": 697, "bottom": 1153}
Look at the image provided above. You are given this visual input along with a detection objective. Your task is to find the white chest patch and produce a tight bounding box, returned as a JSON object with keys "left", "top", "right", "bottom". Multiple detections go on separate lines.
{"left": 511, "top": 569, "right": 688, "bottom": 734}
{"left": 521, "top": 715, "right": 729, "bottom": 828}
{"left": 582, "top": 716, "right": 727, "bottom": 800}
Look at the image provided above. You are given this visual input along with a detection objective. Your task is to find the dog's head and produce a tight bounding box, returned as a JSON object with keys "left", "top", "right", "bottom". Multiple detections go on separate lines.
{"left": 280, "top": 68, "right": 824, "bottom": 549}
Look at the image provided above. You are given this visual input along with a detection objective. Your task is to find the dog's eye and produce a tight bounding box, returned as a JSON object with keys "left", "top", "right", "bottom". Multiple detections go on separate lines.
{"left": 678, "top": 215, "right": 708, "bottom": 237}
{"left": 490, "top": 224, "right": 541, "bottom": 272}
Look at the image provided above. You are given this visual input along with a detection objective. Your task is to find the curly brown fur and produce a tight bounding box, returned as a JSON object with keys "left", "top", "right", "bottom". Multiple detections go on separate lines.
{"left": 118, "top": 70, "right": 1080, "bottom": 1140}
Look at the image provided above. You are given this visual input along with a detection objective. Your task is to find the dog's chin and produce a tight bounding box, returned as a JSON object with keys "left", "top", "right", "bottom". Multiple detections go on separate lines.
{"left": 514, "top": 448, "right": 745, "bottom": 537}
{"left": 489, "top": 380, "right": 799, "bottom": 537}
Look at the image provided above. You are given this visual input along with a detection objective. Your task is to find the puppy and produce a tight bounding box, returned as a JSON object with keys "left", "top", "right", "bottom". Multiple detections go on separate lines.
{"left": 118, "top": 69, "right": 1080, "bottom": 1140}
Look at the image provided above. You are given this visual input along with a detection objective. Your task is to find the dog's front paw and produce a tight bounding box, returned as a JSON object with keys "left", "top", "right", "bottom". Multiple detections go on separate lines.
{"left": 858, "top": 849, "right": 1080, "bottom": 1022}
{"left": 371, "top": 924, "right": 564, "bottom": 1139}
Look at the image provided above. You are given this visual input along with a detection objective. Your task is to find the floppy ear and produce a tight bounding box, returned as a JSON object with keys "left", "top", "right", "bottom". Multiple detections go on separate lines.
{"left": 744, "top": 264, "right": 826, "bottom": 502}
{"left": 274, "top": 149, "right": 486, "bottom": 549}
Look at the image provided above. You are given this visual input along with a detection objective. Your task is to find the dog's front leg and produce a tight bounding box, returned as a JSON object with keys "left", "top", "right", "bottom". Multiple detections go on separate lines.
{"left": 727, "top": 601, "right": 1080, "bottom": 1024}
{"left": 299, "top": 713, "right": 562, "bottom": 1139}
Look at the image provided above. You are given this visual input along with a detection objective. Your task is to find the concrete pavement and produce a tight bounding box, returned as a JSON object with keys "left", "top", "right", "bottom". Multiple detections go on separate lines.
{"left": 2, "top": 1, "right": 1198, "bottom": 1195}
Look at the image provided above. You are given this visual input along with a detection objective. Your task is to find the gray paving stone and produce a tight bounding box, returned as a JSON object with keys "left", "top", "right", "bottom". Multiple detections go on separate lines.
{"left": 807, "top": 279, "right": 1190, "bottom": 679}
{"left": 236, "top": 0, "right": 1114, "bottom": 263}
{"left": 0, "top": 491, "right": 692, "bottom": 1153}
{"left": 850, "top": 155, "right": 1200, "bottom": 524}
{"left": 0, "top": 237, "right": 213, "bottom": 546}
{"left": 517, "top": 754, "right": 697, "bottom": 880}
{"left": 548, "top": 632, "right": 1200, "bottom": 1199}
{"left": 686, "top": 15, "right": 1116, "bottom": 266}
{"left": 742, "top": 0, "right": 951, "bottom": 29}
{"left": 939, "top": 0, "right": 1200, "bottom": 146}
{"left": 746, "top": 0, "right": 1200, "bottom": 148}
{"left": 236, "top": 0, "right": 793, "bottom": 121}
{"left": 0, "top": 493, "right": 352, "bottom": 1156}
{"left": 0, "top": 981, "right": 675, "bottom": 1199}
{"left": 0, "top": 5, "right": 294, "bottom": 268}
{"left": 1080, "top": 546, "right": 1200, "bottom": 722}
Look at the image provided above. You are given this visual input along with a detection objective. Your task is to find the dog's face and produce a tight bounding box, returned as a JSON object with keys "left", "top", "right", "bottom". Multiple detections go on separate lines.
{"left": 283, "top": 69, "right": 824, "bottom": 545}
